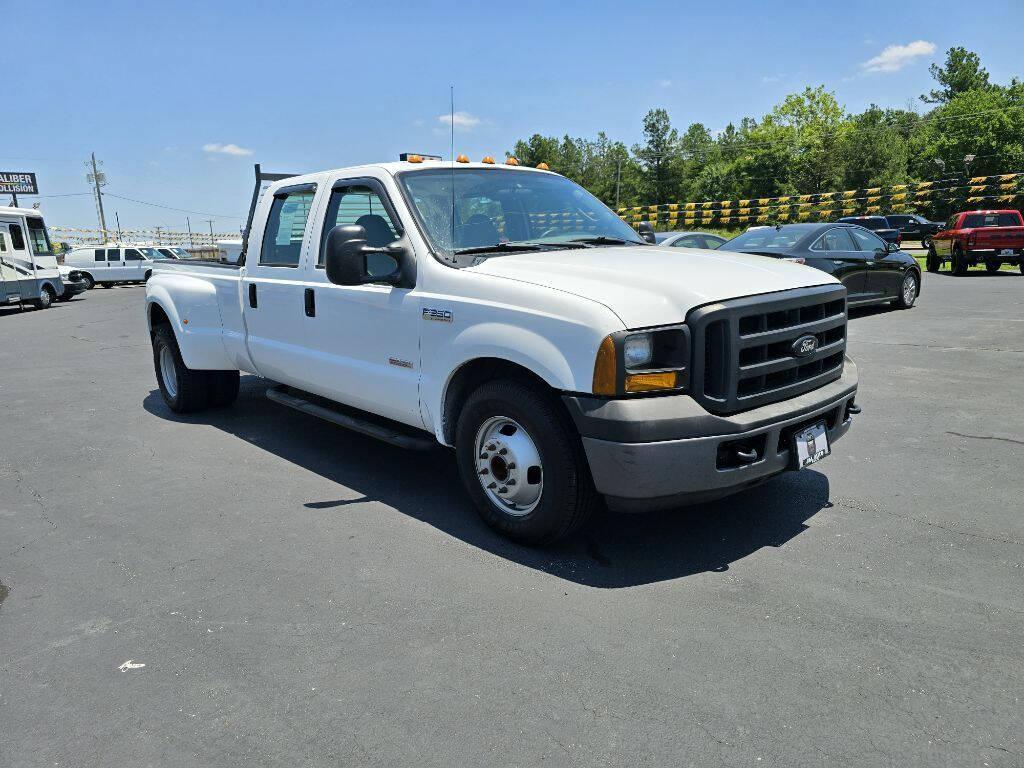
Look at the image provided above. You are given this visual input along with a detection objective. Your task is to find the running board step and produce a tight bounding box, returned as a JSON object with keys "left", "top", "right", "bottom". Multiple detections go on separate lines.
{"left": 266, "top": 386, "right": 437, "bottom": 451}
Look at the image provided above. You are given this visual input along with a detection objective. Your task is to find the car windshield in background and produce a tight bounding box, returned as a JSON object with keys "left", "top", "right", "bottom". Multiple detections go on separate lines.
{"left": 724, "top": 225, "right": 812, "bottom": 251}
{"left": 143, "top": 248, "right": 169, "bottom": 259}
{"left": 398, "top": 168, "right": 643, "bottom": 261}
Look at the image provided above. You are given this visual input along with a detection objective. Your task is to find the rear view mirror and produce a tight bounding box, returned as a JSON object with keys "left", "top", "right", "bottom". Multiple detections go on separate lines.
{"left": 324, "top": 225, "right": 408, "bottom": 286}
{"left": 637, "top": 221, "right": 657, "bottom": 244}
{"left": 887, "top": 242, "right": 900, "bottom": 253}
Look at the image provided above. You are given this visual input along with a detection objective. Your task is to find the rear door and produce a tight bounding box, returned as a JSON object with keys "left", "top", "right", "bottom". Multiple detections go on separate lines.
{"left": 105, "top": 248, "right": 127, "bottom": 280}
{"left": 240, "top": 182, "right": 319, "bottom": 386}
{"left": 808, "top": 227, "right": 868, "bottom": 301}
{"left": 850, "top": 226, "right": 902, "bottom": 298}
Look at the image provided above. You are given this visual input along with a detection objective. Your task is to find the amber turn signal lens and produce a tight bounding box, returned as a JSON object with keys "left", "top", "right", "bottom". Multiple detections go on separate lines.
{"left": 592, "top": 335, "right": 617, "bottom": 395}
{"left": 536, "top": 162, "right": 549, "bottom": 170}
{"left": 407, "top": 154, "right": 423, "bottom": 163}
{"left": 625, "top": 372, "right": 677, "bottom": 393}
{"left": 481, "top": 155, "right": 495, "bottom": 164}
{"left": 456, "top": 154, "right": 469, "bottom": 163}
{"left": 505, "top": 156, "right": 519, "bottom": 166}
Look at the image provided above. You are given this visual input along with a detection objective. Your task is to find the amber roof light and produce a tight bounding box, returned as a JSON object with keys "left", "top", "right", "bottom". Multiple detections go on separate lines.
{"left": 456, "top": 154, "right": 469, "bottom": 163}
{"left": 536, "top": 162, "right": 549, "bottom": 170}
{"left": 481, "top": 155, "right": 495, "bottom": 164}
{"left": 505, "top": 156, "right": 519, "bottom": 166}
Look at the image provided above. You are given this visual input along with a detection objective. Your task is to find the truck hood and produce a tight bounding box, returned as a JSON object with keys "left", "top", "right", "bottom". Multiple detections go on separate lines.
{"left": 466, "top": 245, "right": 838, "bottom": 328}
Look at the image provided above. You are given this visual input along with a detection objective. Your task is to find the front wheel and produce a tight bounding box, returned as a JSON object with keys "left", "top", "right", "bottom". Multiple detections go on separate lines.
{"left": 926, "top": 245, "right": 940, "bottom": 273}
{"left": 455, "top": 379, "right": 597, "bottom": 546}
{"left": 33, "top": 286, "right": 54, "bottom": 310}
{"left": 986, "top": 260, "right": 1001, "bottom": 273}
{"left": 895, "top": 271, "right": 918, "bottom": 309}
{"left": 921, "top": 235, "right": 932, "bottom": 250}
{"left": 81, "top": 273, "right": 95, "bottom": 290}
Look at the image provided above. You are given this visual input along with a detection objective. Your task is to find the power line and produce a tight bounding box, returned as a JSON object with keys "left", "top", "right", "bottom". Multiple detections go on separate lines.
{"left": 103, "top": 193, "right": 244, "bottom": 220}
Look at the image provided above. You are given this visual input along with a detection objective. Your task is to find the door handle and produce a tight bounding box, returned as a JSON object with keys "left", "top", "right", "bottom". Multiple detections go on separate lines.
{"left": 248, "top": 283, "right": 257, "bottom": 308}
{"left": 304, "top": 288, "right": 315, "bottom": 317}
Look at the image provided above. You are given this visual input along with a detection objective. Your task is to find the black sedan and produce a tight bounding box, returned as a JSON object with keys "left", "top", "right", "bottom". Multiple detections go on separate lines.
{"left": 720, "top": 223, "right": 921, "bottom": 309}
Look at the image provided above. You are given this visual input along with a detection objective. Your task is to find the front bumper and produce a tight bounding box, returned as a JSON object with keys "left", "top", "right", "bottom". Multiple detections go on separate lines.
{"left": 563, "top": 359, "right": 858, "bottom": 512}
{"left": 62, "top": 281, "right": 89, "bottom": 298}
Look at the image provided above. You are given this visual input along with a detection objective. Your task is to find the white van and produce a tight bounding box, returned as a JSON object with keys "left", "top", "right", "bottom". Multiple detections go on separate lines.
{"left": 0, "top": 207, "right": 65, "bottom": 309}
{"left": 64, "top": 245, "right": 173, "bottom": 288}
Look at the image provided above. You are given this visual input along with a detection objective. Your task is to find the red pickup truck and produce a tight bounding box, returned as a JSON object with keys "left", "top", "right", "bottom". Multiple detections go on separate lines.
{"left": 928, "top": 209, "right": 1024, "bottom": 275}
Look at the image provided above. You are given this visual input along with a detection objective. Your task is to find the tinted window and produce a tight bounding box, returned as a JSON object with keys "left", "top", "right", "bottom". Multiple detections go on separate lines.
{"left": 106, "top": 248, "right": 121, "bottom": 260}
{"left": 672, "top": 235, "right": 704, "bottom": 248}
{"left": 319, "top": 184, "right": 399, "bottom": 269}
{"left": 947, "top": 216, "right": 959, "bottom": 230}
{"left": 26, "top": 218, "right": 53, "bottom": 255}
{"left": 817, "top": 228, "right": 857, "bottom": 251}
{"left": 997, "top": 213, "right": 1020, "bottom": 227}
{"left": 887, "top": 216, "right": 912, "bottom": 228}
{"left": 849, "top": 227, "right": 886, "bottom": 252}
{"left": 0, "top": 232, "right": 7, "bottom": 252}
{"left": 8, "top": 224, "right": 25, "bottom": 250}
{"left": 124, "top": 249, "right": 144, "bottom": 261}
{"left": 261, "top": 189, "right": 315, "bottom": 267}
{"left": 704, "top": 235, "right": 726, "bottom": 249}
{"left": 724, "top": 226, "right": 812, "bottom": 251}
{"left": 94, "top": 249, "right": 105, "bottom": 262}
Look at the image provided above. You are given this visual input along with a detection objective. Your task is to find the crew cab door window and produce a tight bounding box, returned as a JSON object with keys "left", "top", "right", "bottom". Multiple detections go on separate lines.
{"left": 848, "top": 227, "right": 886, "bottom": 252}
{"left": 124, "top": 249, "right": 144, "bottom": 261}
{"left": 318, "top": 184, "right": 400, "bottom": 277}
{"left": 261, "top": 190, "right": 315, "bottom": 267}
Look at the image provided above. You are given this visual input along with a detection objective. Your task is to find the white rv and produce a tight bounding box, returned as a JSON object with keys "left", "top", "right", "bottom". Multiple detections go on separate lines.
{"left": 0, "top": 207, "right": 65, "bottom": 309}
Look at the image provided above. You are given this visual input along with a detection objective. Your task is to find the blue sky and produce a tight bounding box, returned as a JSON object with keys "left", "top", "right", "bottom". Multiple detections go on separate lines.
{"left": 5, "top": 0, "right": 1023, "bottom": 231}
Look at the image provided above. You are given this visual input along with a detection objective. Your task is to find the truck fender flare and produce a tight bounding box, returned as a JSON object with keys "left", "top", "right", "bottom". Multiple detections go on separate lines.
{"left": 145, "top": 278, "right": 231, "bottom": 370}
{"left": 430, "top": 323, "right": 578, "bottom": 444}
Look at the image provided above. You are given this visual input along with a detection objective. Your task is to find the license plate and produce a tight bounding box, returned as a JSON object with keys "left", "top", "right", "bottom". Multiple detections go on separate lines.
{"left": 1000, "top": 249, "right": 1015, "bottom": 256}
{"left": 793, "top": 421, "right": 830, "bottom": 469}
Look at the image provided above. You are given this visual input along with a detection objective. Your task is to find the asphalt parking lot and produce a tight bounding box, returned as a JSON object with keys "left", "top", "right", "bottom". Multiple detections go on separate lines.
{"left": 1, "top": 274, "right": 1022, "bottom": 767}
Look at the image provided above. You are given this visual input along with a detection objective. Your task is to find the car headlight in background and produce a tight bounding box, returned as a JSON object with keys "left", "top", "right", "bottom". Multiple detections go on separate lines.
{"left": 592, "top": 326, "right": 690, "bottom": 396}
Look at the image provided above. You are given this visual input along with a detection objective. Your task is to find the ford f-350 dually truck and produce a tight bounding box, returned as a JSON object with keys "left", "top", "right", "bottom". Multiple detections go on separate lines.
{"left": 146, "top": 158, "right": 860, "bottom": 544}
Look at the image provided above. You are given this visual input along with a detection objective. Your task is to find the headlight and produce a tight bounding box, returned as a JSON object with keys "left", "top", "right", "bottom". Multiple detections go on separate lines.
{"left": 592, "top": 326, "right": 690, "bottom": 396}
{"left": 623, "top": 333, "right": 653, "bottom": 369}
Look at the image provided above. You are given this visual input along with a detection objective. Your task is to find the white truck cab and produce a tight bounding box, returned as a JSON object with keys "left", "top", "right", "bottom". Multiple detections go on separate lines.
{"left": 0, "top": 207, "right": 64, "bottom": 309}
{"left": 146, "top": 158, "right": 859, "bottom": 545}
{"left": 65, "top": 244, "right": 173, "bottom": 288}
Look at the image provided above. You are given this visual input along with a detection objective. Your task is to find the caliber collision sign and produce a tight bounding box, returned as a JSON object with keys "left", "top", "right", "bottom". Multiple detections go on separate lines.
{"left": 0, "top": 172, "right": 38, "bottom": 195}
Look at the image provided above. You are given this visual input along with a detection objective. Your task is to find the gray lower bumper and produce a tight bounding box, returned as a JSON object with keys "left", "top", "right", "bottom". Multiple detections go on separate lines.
{"left": 565, "top": 361, "right": 858, "bottom": 512}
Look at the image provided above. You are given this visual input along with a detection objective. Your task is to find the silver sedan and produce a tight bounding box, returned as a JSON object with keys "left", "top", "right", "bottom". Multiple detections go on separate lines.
{"left": 655, "top": 231, "right": 728, "bottom": 249}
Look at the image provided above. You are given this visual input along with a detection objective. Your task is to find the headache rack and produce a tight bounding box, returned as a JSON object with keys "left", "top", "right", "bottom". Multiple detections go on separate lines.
{"left": 687, "top": 284, "right": 848, "bottom": 416}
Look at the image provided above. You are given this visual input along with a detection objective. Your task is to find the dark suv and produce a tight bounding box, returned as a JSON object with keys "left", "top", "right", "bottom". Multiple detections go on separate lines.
{"left": 885, "top": 214, "right": 943, "bottom": 249}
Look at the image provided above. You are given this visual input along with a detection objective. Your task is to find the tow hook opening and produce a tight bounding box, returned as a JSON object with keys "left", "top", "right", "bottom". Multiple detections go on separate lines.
{"left": 845, "top": 399, "right": 862, "bottom": 419}
{"left": 717, "top": 435, "right": 767, "bottom": 470}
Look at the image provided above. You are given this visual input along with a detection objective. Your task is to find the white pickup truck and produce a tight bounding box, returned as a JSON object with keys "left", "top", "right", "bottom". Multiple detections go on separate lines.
{"left": 146, "top": 158, "right": 859, "bottom": 544}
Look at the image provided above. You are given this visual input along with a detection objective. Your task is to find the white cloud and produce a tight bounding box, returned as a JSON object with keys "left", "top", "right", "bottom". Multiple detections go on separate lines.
{"left": 203, "top": 142, "right": 254, "bottom": 156}
{"left": 861, "top": 40, "right": 936, "bottom": 73}
{"left": 437, "top": 111, "right": 481, "bottom": 131}
{"left": 658, "top": 79, "right": 672, "bottom": 88}
{"left": 761, "top": 74, "right": 784, "bottom": 84}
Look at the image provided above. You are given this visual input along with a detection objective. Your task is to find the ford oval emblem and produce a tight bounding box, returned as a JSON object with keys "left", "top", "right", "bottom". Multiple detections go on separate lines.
{"left": 792, "top": 334, "right": 819, "bottom": 357}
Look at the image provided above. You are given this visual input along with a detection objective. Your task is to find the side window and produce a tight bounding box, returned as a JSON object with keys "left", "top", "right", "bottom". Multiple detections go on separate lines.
{"left": 261, "top": 189, "right": 315, "bottom": 267}
{"left": 673, "top": 235, "right": 703, "bottom": 248}
{"left": 106, "top": 248, "right": 121, "bottom": 260}
{"left": 817, "top": 228, "right": 857, "bottom": 252}
{"left": 849, "top": 227, "right": 886, "bottom": 252}
{"left": 947, "top": 216, "right": 959, "bottom": 230}
{"left": 124, "top": 249, "right": 144, "bottom": 261}
{"left": 0, "top": 232, "right": 7, "bottom": 252}
{"left": 703, "top": 235, "right": 726, "bottom": 249}
{"left": 8, "top": 224, "right": 25, "bottom": 250}
{"left": 319, "top": 183, "right": 401, "bottom": 277}
{"left": 94, "top": 249, "right": 106, "bottom": 262}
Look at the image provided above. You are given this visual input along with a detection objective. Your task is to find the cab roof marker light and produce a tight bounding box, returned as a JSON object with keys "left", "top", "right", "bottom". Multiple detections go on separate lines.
{"left": 456, "top": 154, "right": 470, "bottom": 163}
{"left": 505, "top": 157, "right": 519, "bottom": 166}
{"left": 481, "top": 156, "right": 495, "bottom": 164}
{"left": 536, "top": 162, "right": 550, "bottom": 170}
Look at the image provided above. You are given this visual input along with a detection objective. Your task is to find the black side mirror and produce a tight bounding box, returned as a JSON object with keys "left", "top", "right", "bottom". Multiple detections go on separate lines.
{"left": 887, "top": 241, "right": 900, "bottom": 253}
{"left": 637, "top": 221, "right": 657, "bottom": 244}
{"left": 324, "top": 224, "right": 410, "bottom": 286}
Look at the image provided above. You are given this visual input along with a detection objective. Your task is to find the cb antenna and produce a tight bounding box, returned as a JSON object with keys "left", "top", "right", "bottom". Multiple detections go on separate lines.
{"left": 450, "top": 85, "right": 456, "bottom": 257}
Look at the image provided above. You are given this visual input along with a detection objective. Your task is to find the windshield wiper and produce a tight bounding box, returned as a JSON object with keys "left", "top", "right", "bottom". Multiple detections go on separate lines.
{"left": 453, "top": 241, "right": 579, "bottom": 256}
{"left": 565, "top": 236, "right": 643, "bottom": 246}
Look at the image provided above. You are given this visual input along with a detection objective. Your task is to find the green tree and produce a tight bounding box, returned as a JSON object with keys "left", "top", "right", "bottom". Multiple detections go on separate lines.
{"left": 921, "top": 47, "right": 992, "bottom": 104}
{"left": 632, "top": 108, "right": 682, "bottom": 205}
{"left": 837, "top": 105, "right": 915, "bottom": 189}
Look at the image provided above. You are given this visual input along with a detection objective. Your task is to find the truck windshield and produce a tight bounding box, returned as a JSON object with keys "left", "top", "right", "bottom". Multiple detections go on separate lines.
{"left": 398, "top": 168, "right": 643, "bottom": 261}
{"left": 25, "top": 218, "right": 53, "bottom": 256}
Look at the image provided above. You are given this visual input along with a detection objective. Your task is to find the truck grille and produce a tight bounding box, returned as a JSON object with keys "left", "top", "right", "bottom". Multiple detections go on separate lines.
{"left": 687, "top": 285, "right": 847, "bottom": 415}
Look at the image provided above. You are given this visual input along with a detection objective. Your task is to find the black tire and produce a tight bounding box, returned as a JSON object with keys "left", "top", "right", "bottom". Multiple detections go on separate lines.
{"left": 894, "top": 270, "right": 919, "bottom": 309}
{"left": 455, "top": 379, "right": 598, "bottom": 546}
{"left": 81, "top": 273, "right": 95, "bottom": 290}
{"left": 152, "top": 325, "right": 210, "bottom": 413}
{"left": 33, "top": 286, "right": 54, "bottom": 310}
{"left": 921, "top": 235, "right": 932, "bottom": 250}
{"left": 144, "top": 270, "right": 153, "bottom": 282}
{"left": 926, "top": 245, "right": 940, "bottom": 273}
{"left": 1019, "top": 261, "right": 1024, "bottom": 276}
{"left": 100, "top": 281, "right": 115, "bottom": 289}
{"left": 208, "top": 370, "right": 240, "bottom": 407}
{"left": 985, "top": 260, "right": 1001, "bottom": 273}
{"left": 951, "top": 246, "right": 968, "bottom": 276}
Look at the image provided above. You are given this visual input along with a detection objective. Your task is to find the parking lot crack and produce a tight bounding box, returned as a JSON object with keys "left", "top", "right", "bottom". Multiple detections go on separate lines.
{"left": 947, "top": 431, "right": 1024, "bottom": 446}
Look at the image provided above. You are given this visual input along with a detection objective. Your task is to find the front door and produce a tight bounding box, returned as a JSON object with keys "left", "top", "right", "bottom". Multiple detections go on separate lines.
{"left": 301, "top": 177, "right": 422, "bottom": 427}
{"left": 808, "top": 227, "right": 868, "bottom": 301}
{"left": 123, "top": 248, "right": 147, "bottom": 281}
{"left": 241, "top": 183, "right": 318, "bottom": 387}
{"left": 850, "top": 227, "right": 902, "bottom": 298}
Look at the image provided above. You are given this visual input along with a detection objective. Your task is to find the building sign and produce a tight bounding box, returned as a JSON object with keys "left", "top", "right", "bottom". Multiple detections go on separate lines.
{"left": 0, "top": 172, "right": 38, "bottom": 195}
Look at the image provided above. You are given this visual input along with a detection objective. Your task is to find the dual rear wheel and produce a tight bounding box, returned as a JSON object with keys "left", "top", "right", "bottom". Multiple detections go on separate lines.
{"left": 152, "top": 325, "right": 239, "bottom": 413}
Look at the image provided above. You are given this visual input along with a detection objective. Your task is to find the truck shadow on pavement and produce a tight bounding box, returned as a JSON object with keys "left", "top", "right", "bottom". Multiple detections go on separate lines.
{"left": 144, "top": 377, "right": 832, "bottom": 589}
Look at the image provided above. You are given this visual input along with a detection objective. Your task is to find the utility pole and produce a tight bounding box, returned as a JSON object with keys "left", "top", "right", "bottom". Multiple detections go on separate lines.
{"left": 154, "top": 226, "right": 164, "bottom": 245}
{"left": 85, "top": 152, "right": 109, "bottom": 242}
{"left": 205, "top": 219, "right": 215, "bottom": 245}
{"left": 186, "top": 217, "right": 194, "bottom": 247}
{"left": 115, "top": 211, "right": 122, "bottom": 241}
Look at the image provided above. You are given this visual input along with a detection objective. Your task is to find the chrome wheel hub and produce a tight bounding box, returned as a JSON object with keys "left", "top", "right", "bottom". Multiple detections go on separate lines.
{"left": 160, "top": 346, "right": 178, "bottom": 398}
{"left": 903, "top": 274, "right": 916, "bottom": 305}
{"left": 474, "top": 416, "right": 543, "bottom": 515}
